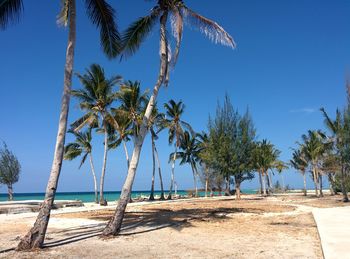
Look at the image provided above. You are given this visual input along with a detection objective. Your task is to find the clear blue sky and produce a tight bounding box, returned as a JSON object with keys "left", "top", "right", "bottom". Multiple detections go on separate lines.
{"left": 1, "top": 0, "right": 349, "bottom": 193}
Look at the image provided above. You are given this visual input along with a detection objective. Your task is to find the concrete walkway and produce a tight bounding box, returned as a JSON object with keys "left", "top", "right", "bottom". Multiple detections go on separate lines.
{"left": 313, "top": 206, "right": 350, "bottom": 259}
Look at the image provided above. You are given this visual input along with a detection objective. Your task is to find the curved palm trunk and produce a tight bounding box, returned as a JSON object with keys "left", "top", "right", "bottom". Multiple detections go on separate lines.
{"left": 89, "top": 154, "right": 98, "bottom": 203}
{"left": 224, "top": 175, "right": 230, "bottom": 196}
{"left": 341, "top": 164, "right": 349, "bottom": 202}
{"left": 149, "top": 135, "right": 156, "bottom": 201}
{"left": 7, "top": 184, "right": 13, "bottom": 201}
{"left": 102, "top": 13, "right": 169, "bottom": 237}
{"left": 99, "top": 121, "right": 109, "bottom": 205}
{"left": 303, "top": 172, "right": 307, "bottom": 196}
{"left": 16, "top": 1, "right": 76, "bottom": 250}
{"left": 319, "top": 174, "right": 324, "bottom": 197}
{"left": 205, "top": 167, "right": 209, "bottom": 198}
{"left": 154, "top": 143, "right": 165, "bottom": 200}
{"left": 168, "top": 145, "right": 177, "bottom": 199}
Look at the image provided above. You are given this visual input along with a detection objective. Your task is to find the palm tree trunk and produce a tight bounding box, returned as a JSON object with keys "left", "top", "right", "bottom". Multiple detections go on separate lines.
{"left": 122, "top": 140, "right": 130, "bottom": 169}
{"left": 341, "top": 164, "right": 349, "bottom": 202}
{"left": 303, "top": 172, "right": 307, "bottom": 196}
{"left": 102, "top": 12, "right": 169, "bottom": 237}
{"left": 281, "top": 175, "right": 285, "bottom": 192}
{"left": 205, "top": 168, "right": 209, "bottom": 198}
{"left": 258, "top": 171, "right": 263, "bottom": 194}
{"left": 312, "top": 166, "right": 319, "bottom": 197}
{"left": 154, "top": 143, "right": 165, "bottom": 200}
{"left": 89, "top": 154, "right": 98, "bottom": 203}
{"left": 262, "top": 171, "right": 267, "bottom": 196}
{"left": 7, "top": 184, "right": 13, "bottom": 201}
{"left": 266, "top": 171, "right": 272, "bottom": 194}
{"left": 168, "top": 145, "right": 177, "bottom": 200}
{"left": 149, "top": 135, "right": 156, "bottom": 201}
{"left": 190, "top": 162, "right": 198, "bottom": 197}
{"left": 319, "top": 174, "right": 324, "bottom": 197}
{"left": 17, "top": 1, "right": 76, "bottom": 250}
{"left": 99, "top": 121, "right": 109, "bottom": 205}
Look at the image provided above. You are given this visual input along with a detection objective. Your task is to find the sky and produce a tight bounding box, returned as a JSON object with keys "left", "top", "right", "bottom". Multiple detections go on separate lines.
{"left": 1, "top": 0, "right": 350, "bottom": 193}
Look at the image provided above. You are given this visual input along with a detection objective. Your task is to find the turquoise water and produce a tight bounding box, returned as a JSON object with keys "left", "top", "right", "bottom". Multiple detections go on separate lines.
{"left": 0, "top": 189, "right": 256, "bottom": 202}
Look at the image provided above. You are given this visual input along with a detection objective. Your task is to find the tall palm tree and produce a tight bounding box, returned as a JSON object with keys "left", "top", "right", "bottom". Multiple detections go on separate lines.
{"left": 290, "top": 149, "right": 308, "bottom": 196}
{"left": 171, "top": 131, "right": 200, "bottom": 197}
{"left": 102, "top": 0, "right": 234, "bottom": 237}
{"left": 17, "top": 0, "right": 121, "bottom": 250}
{"left": 320, "top": 107, "right": 349, "bottom": 202}
{"left": 70, "top": 64, "right": 122, "bottom": 205}
{"left": 149, "top": 108, "right": 166, "bottom": 200}
{"left": 162, "top": 100, "right": 193, "bottom": 199}
{"left": 64, "top": 128, "right": 98, "bottom": 203}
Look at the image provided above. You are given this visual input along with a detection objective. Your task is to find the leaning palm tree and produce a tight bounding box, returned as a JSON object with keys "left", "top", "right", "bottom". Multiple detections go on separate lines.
{"left": 70, "top": 64, "right": 122, "bottom": 205}
{"left": 290, "top": 149, "right": 308, "bottom": 196}
{"left": 64, "top": 128, "right": 98, "bottom": 203}
{"left": 171, "top": 131, "right": 200, "bottom": 197}
{"left": 17, "top": 0, "right": 120, "bottom": 250}
{"left": 163, "top": 100, "right": 193, "bottom": 199}
{"left": 102, "top": 0, "right": 234, "bottom": 237}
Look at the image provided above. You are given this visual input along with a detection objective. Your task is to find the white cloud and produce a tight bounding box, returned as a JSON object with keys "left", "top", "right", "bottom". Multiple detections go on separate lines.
{"left": 289, "top": 108, "right": 316, "bottom": 114}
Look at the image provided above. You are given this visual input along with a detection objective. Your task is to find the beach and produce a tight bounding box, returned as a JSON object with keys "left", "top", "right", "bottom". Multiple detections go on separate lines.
{"left": 1, "top": 193, "right": 348, "bottom": 258}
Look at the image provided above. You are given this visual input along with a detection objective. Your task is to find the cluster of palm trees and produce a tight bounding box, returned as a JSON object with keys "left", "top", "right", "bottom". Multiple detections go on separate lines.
{"left": 291, "top": 85, "right": 350, "bottom": 202}
{"left": 2, "top": 0, "right": 235, "bottom": 250}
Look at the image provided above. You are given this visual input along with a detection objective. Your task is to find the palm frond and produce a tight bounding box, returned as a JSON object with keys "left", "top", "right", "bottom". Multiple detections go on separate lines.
{"left": 64, "top": 143, "right": 82, "bottom": 160}
{"left": 79, "top": 152, "right": 89, "bottom": 168}
{"left": 57, "top": 0, "right": 69, "bottom": 27}
{"left": 320, "top": 107, "right": 337, "bottom": 134}
{"left": 170, "top": 7, "right": 183, "bottom": 67}
{"left": 0, "top": 0, "right": 23, "bottom": 30}
{"left": 121, "top": 7, "right": 160, "bottom": 58}
{"left": 181, "top": 6, "right": 235, "bottom": 49}
{"left": 85, "top": 0, "right": 121, "bottom": 58}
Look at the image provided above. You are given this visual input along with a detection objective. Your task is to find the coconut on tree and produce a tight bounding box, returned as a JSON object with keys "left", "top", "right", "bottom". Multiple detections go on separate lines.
{"left": 64, "top": 128, "right": 98, "bottom": 203}
{"left": 16, "top": 0, "right": 121, "bottom": 250}
{"left": 102, "top": 0, "right": 235, "bottom": 237}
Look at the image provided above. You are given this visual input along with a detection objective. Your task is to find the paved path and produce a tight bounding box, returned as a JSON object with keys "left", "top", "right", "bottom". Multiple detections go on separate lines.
{"left": 313, "top": 206, "right": 350, "bottom": 259}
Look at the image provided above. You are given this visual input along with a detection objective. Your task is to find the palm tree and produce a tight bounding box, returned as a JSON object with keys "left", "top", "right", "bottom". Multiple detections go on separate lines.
{"left": 162, "top": 100, "right": 193, "bottom": 199}
{"left": 70, "top": 64, "right": 122, "bottom": 205}
{"left": 300, "top": 130, "right": 329, "bottom": 198}
{"left": 64, "top": 128, "right": 98, "bottom": 203}
{"left": 274, "top": 160, "right": 288, "bottom": 192}
{"left": 290, "top": 149, "right": 308, "bottom": 196}
{"left": 171, "top": 131, "right": 200, "bottom": 197}
{"left": 253, "top": 140, "right": 280, "bottom": 196}
{"left": 17, "top": 0, "right": 121, "bottom": 250}
{"left": 102, "top": 0, "right": 234, "bottom": 237}
{"left": 149, "top": 108, "right": 166, "bottom": 200}
{"left": 321, "top": 107, "right": 349, "bottom": 202}
{"left": 196, "top": 132, "right": 210, "bottom": 197}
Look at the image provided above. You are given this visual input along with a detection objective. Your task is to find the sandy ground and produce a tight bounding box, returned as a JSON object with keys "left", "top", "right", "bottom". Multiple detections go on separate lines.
{"left": 0, "top": 193, "right": 348, "bottom": 259}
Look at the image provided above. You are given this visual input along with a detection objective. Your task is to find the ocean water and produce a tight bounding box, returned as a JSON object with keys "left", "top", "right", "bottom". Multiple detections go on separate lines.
{"left": 0, "top": 189, "right": 256, "bottom": 202}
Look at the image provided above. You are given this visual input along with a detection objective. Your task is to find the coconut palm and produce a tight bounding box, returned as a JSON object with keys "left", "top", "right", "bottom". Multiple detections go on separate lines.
{"left": 102, "top": 0, "right": 234, "bottom": 236}
{"left": 253, "top": 140, "right": 280, "bottom": 196}
{"left": 17, "top": 0, "right": 121, "bottom": 250}
{"left": 196, "top": 132, "right": 210, "bottom": 197}
{"left": 149, "top": 108, "right": 166, "bottom": 200}
{"left": 299, "top": 130, "right": 329, "bottom": 197}
{"left": 70, "top": 64, "right": 122, "bottom": 205}
{"left": 290, "top": 149, "right": 308, "bottom": 196}
{"left": 64, "top": 128, "right": 98, "bottom": 203}
{"left": 320, "top": 107, "right": 349, "bottom": 202}
{"left": 162, "top": 100, "right": 193, "bottom": 199}
{"left": 171, "top": 131, "right": 200, "bottom": 197}
{"left": 274, "top": 160, "right": 288, "bottom": 192}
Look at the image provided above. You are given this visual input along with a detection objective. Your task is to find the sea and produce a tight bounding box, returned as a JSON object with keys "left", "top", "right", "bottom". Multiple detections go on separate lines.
{"left": 0, "top": 190, "right": 256, "bottom": 202}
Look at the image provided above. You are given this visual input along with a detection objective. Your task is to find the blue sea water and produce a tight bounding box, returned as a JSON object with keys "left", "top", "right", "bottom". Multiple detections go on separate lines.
{"left": 0, "top": 190, "right": 256, "bottom": 202}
